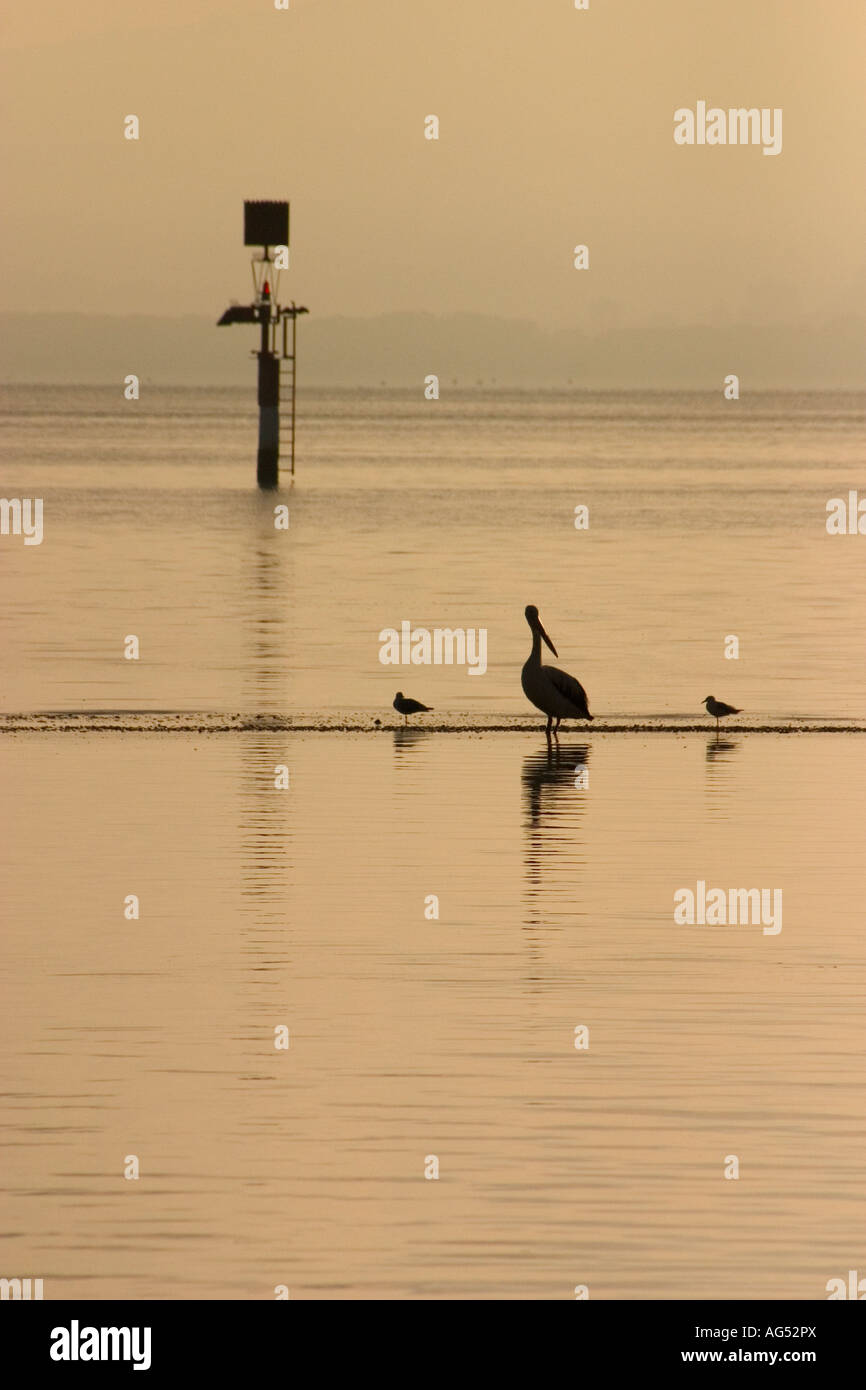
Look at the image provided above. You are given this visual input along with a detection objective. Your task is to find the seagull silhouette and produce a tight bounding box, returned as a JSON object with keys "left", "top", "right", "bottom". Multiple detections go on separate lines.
{"left": 393, "top": 692, "right": 432, "bottom": 725}
{"left": 703, "top": 695, "right": 741, "bottom": 731}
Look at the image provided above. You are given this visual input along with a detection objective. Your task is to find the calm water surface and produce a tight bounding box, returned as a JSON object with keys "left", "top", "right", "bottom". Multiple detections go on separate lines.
{"left": 0, "top": 389, "right": 863, "bottom": 1298}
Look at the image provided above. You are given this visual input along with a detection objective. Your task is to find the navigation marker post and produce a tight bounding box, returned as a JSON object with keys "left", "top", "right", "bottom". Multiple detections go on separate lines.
{"left": 217, "top": 200, "right": 309, "bottom": 488}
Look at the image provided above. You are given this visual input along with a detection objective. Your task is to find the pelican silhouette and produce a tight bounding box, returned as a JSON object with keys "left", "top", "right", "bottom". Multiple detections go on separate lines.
{"left": 393, "top": 692, "right": 432, "bottom": 725}
{"left": 703, "top": 695, "right": 741, "bottom": 731}
{"left": 521, "top": 605, "right": 592, "bottom": 738}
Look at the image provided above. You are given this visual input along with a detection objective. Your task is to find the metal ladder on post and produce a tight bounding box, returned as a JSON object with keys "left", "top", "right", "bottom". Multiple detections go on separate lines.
{"left": 278, "top": 311, "right": 297, "bottom": 477}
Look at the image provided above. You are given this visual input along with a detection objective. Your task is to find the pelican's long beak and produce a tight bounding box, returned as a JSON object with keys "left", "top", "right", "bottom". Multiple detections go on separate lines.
{"left": 535, "top": 617, "right": 558, "bottom": 657}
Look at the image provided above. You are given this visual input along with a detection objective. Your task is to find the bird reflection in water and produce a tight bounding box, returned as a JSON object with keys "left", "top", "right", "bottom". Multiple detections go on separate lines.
{"left": 522, "top": 742, "right": 591, "bottom": 829}
{"left": 705, "top": 731, "right": 741, "bottom": 815}
{"left": 521, "top": 743, "right": 591, "bottom": 954}
{"left": 391, "top": 726, "right": 433, "bottom": 757}
{"left": 705, "top": 734, "right": 740, "bottom": 765}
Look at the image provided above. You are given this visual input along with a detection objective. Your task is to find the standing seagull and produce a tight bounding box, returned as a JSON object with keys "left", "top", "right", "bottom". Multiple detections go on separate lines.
{"left": 393, "top": 692, "right": 432, "bottom": 725}
{"left": 703, "top": 695, "right": 741, "bottom": 731}
{"left": 521, "top": 605, "right": 592, "bottom": 738}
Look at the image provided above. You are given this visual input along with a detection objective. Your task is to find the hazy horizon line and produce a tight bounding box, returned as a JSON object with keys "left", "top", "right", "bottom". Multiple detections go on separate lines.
{"left": 3, "top": 381, "right": 863, "bottom": 394}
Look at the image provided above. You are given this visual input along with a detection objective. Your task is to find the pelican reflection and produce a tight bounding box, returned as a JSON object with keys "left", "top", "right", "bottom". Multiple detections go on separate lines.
{"left": 522, "top": 742, "right": 591, "bottom": 830}
{"left": 521, "top": 744, "right": 591, "bottom": 944}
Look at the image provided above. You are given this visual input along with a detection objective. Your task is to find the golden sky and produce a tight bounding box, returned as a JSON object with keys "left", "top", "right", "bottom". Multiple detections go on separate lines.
{"left": 2, "top": 0, "right": 864, "bottom": 330}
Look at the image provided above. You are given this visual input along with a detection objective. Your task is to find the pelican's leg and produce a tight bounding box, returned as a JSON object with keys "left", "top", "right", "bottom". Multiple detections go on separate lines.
{"left": 554, "top": 717, "right": 562, "bottom": 738}
{"left": 545, "top": 715, "right": 553, "bottom": 741}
